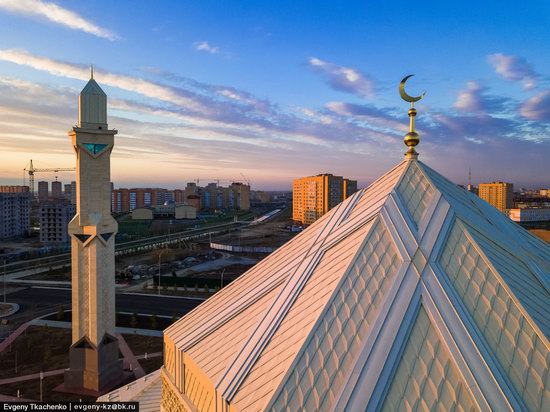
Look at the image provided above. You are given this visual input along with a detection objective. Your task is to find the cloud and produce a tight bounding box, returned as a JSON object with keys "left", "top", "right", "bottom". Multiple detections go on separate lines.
{"left": 0, "top": 0, "right": 119, "bottom": 40}
{"left": 488, "top": 53, "right": 538, "bottom": 89}
{"left": 1, "top": 48, "right": 550, "bottom": 189}
{"left": 308, "top": 57, "right": 374, "bottom": 98}
{"left": 453, "top": 81, "right": 509, "bottom": 114}
{"left": 520, "top": 90, "right": 550, "bottom": 121}
{"left": 193, "top": 41, "right": 220, "bottom": 55}
{"left": 0, "top": 49, "right": 205, "bottom": 112}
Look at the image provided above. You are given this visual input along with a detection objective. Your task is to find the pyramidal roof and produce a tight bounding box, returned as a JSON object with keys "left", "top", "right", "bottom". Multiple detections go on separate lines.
{"left": 102, "top": 157, "right": 550, "bottom": 411}
{"left": 78, "top": 70, "right": 108, "bottom": 129}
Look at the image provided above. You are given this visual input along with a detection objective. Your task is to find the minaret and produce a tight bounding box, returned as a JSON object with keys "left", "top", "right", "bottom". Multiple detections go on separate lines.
{"left": 64, "top": 70, "right": 123, "bottom": 393}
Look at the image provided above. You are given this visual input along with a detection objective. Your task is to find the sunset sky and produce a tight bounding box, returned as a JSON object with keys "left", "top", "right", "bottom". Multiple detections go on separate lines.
{"left": 0, "top": 0, "right": 549, "bottom": 190}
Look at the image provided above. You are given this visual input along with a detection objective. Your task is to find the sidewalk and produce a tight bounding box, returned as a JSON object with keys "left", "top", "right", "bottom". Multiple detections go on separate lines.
{"left": 136, "top": 351, "right": 162, "bottom": 360}
{"left": 0, "top": 369, "right": 64, "bottom": 386}
{"left": 0, "top": 322, "right": 29, "bottom": 354}
{"left": 116, "top": 334, "right": 146, "bottom": 379}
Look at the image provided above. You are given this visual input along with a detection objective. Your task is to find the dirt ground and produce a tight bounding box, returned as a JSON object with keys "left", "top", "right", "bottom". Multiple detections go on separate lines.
{"left": 0, "top": 325, "right": 96, "bottom": 401}
{"left": 529, "top": 229, "right": 550, "bottom": 244}
{"left": 210, "top": 210, "right": 296, "bottom": 249}
{"left": 122, "top": 334, "right": 164, "bottom": 356}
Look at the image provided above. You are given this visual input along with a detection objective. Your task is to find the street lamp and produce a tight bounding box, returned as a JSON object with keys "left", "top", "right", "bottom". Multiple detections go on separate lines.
{"left": 158, "top": 248, "right": 168, "bottom": 296}
{"left": 220, "top": 268, "right": 226, "bottom": 289}
{"left": 3, "top": 260, "right": 6, "bottom": 304}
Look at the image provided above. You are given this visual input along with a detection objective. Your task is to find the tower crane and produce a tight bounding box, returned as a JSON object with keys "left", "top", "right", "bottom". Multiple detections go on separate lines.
{"left": 24, "top": 159, "right": 76, "bottom": 197}
{"left": 240, "top": 173, "right": 251, "bottom": 186}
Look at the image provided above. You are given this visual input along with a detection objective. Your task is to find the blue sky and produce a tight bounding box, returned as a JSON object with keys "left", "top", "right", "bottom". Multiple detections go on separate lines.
{"left": 0, "top": 0, "right": 549, "bottom": 189}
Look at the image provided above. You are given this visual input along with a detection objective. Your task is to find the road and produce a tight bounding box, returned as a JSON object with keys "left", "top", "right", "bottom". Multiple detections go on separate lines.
{"left": 0, "top": 286, "right": 203, "bottom": 340}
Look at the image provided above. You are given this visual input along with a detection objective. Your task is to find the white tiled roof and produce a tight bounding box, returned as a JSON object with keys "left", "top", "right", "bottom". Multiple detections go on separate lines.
{"left": 108, "top": 158, "right": 550, "bottom": 411}
{"left": 97, "top": 370, "right": 161, "bottom": 410}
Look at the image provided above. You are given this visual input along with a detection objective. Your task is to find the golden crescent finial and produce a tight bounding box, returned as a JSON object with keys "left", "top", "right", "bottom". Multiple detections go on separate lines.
{"left": 399, "top": 74, "right": 426, "bottom": 159}
{"left": 399, "top": 74, "right": 426, "bottom": 103}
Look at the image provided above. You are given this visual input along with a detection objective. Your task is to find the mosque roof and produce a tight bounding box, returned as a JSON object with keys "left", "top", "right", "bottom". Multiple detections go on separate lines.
{"left": 101, "top": 76, "right": 550, "bottom": 411}
{"left": 148, "top": 157, "right": 550, "bottom": 411}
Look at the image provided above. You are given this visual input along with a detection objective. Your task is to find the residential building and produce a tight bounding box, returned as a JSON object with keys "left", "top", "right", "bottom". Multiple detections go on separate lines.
{"left": 38, "top": 181, "right": 48, "bottom": 201}
{"left": 186, "top": 195, "right": 200, "bottom": 211}
{"left": 111, "top": 188, "right": 174, "bottom": 212}
{"left": 508, "top": 207, "right": 550, "bottom": 222}
{"left": 478, "top": 181, "right": 513, "bottom": 211}
{"left": 70, "top": 181, "right": 76, "bottom": 205}
{"left": 112, "top": 182, "right": 250, "bottom": 213}
{"left": 184, "top": 182, "right": 199, "bottom": 200}
{"left": 39, "top": 200, "right": 75, "bottom": 244}
{"left": 293, "top": 173, "right": 358, "bottom": 225}
{"left": 173, "top": 189, "right": 185, "bottom": 203}
{"left": 64, "top": 183, "right": 72, "bottom": 201}
{"left": 228, "top": 182, "right": 250, "bottom": 211}
{"left": 343, "top": 178, "right": 358, "bottom": 199}
{"left": 251, "top": 190, "right": 271, "bottom": 204}
{"left": 0, "top": 186, "right": 31, "bottom": 239}
{"left": 51, "top": 180, "right": 63, "bottom": 199}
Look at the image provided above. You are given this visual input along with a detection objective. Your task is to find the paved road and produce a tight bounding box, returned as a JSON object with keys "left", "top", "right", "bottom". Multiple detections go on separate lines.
{"left": 0, "top": 286, "right": 203, "bottom": 339}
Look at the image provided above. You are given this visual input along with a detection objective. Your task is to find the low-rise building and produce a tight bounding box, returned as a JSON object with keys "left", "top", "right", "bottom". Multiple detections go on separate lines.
{"left": 131, "top": 201, "right": 197, "bottom": 220}
{"left": 508, "top": 208, "right": 550, "bottom": 222}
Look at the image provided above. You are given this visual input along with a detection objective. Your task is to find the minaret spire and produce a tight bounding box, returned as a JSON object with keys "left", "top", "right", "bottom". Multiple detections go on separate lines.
{"left": 399, "top": 75, "right": 426, "bottom": 159}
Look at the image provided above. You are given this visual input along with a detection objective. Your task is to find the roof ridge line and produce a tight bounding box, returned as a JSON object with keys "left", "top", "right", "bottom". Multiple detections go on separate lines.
{"left": 215, "top": 190, "right": 359, "bottom": 401}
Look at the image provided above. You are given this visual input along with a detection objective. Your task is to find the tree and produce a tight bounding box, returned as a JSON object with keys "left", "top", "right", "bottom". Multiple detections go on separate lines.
{"left": 43, "top": 345, "right": 52, "bottom": 363}
{"left": 171, "top": 313, "right": 178, "bottom": 324}
{"left": 194, "top": 283, "right": 199, "bottom": 295}
{"left": 130, "top": 313, "right": 138, "bottom": 329}
{"left": 150, "top": 314, "right": 158, "bottom": 330}
{"left": 56, "top": 307, "right": 65, "bottom": 321}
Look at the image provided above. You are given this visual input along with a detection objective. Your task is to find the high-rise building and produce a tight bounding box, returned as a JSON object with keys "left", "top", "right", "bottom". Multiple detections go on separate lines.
{"left": 173, "top": 189, "right": 185, "bottom": 203}
{"left": 64, "top": 73, "right": 123, "bottom": 393}
{"left": 343, "top": 178, "right": 358, "bottom": 199}
{"left": 293, "top": 174, "right": 358, "bottom": 225}
{"left": 184, "top": 182, "right": 198, "bottom": 200}
{"left": 39, "top": 200, "right": 75, "bottom": 244}
{"left": 70, "top": 181, "right": 77, "bottom": 205}
{"left": 38, "top": 181, "right": 48, "bottom": 201}
{"left": 0, "top": 186, "right": 31, "bottom": 239}
{"left": 64, "top": 183, "right": 72, "bottom": 201}
{"left": 51, "top": 180, "right": 63, "bottom": 199}
{"left": 64, "top": 181, "right": 77, "bottom": 205}
{"left": 478, "top": 181, "right": 513, "bottom": 211}
{"left": 228, "top": 182, "right": 250, "bottom": 211}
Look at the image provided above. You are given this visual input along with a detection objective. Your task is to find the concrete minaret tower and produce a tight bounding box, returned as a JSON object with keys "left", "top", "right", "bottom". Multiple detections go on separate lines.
{"left": 64, "top": 69, "right": 123, "bottom": 393}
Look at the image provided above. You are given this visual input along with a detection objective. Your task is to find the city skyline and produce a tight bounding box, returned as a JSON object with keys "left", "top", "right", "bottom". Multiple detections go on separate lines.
{"left": 1, "top": 1, "right": 550, "bottom": 190}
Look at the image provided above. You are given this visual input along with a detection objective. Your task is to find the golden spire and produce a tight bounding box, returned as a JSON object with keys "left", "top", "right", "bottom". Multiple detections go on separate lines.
{"left": 399, "top": 74, "right": 426, "bottom": 159}
{"left": 90, "top": 64, "right": 94, "bottom": 80}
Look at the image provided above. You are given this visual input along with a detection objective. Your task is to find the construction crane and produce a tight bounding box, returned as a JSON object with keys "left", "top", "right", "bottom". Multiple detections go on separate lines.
{"left": 240, "top": 173, "right": 251, "bottom": 186}
{"left": 24, "top": 159, "right": 76, "bottom": 197}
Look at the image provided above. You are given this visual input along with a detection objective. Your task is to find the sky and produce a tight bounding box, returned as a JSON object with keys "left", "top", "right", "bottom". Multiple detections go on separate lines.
{"left": 0, "top": 0, "right": 549, "bottom": 190}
